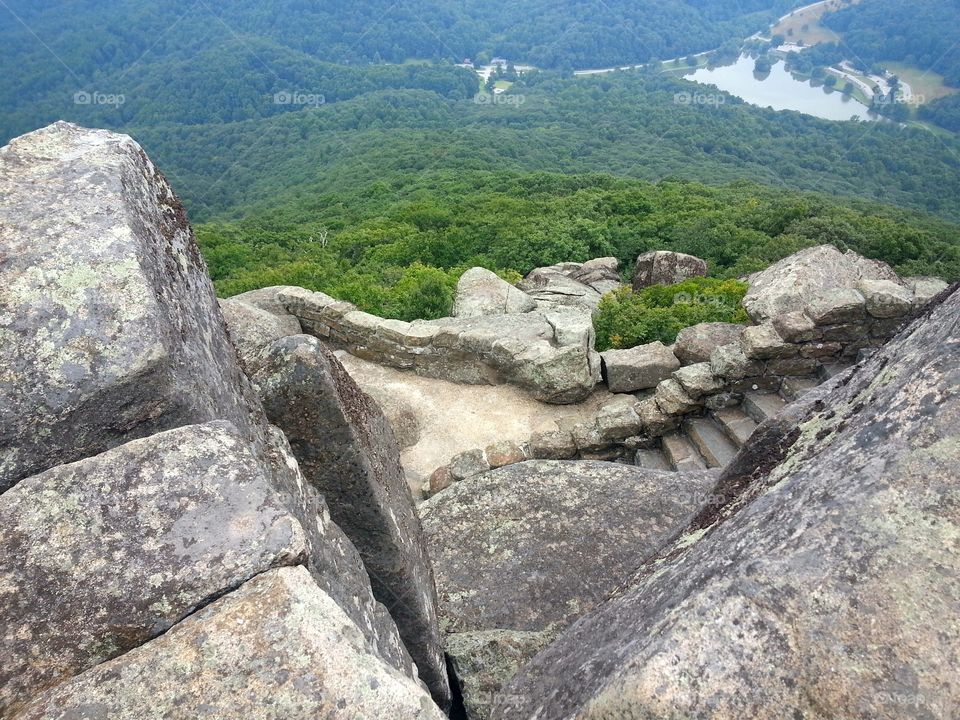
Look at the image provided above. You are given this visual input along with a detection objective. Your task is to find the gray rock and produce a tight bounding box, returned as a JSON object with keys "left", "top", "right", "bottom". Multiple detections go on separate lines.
{"left": 595, "top": 396, "right": 642, "bottom": 440}
{"left": 771, "top": 311, "right": 819, "bottom": 343}
{"left": 672, "top": 362, "right": 725, "bottom": 399}
{"left": 740, "top": 323, "right": 798, "bottom": 360}
{"left": 710, "top": 342, "right": 765, "bottom": 380}
{"left": 494, "top": 287, "right": 960, "bottom": 720}
{"left": 484, "top": 440, "right": 528, "bottom": 468}
{"left": 858, "top": 278, "right": 914, "bottom": 319}
{"left": 252, "top": 335, "right": 450, "bottom": 709}
{"left": 528, "top": 430, "right": 578, "bottom": 460}
{"left": 453, "top": 267, "right": 537, "bottom": 318}
{"left": 601, "top": 341, "right": 681, "bottom": 392}
{"left": 804, "top": 288, "right": 867, "bottom": 325}
{"left": 18, "top": 567, "right": 446, "bottom": 720}
{"left": 632, "top": 250, "right": 708, "bottom": 289}
{"left": 219, "top": 297, "right": 301, "bottom": 372}
{"left": 421, "top": 461, "right": 720, "bottom": 713}
{"left": 654, "top": 378, "right": 702, "bottom": 416}
{"left": 673, "top": 322, "right": 745, "bottom": 364}
{"left": 450, "top": 448, "right": 491, "bottom": 480}
{"left": 363, "top": 388, "right": 422, "bottom": 449}
{"left": 517, "top": 268, "right": 603, "bottom": 312}
{"left": 742, "top": 244, "right": 903, "bottom": 323}
{"left": 906, "top": 276, "right": 950, "bottom": 305}
{"left": 0, "top": 122, "right": 265, "bottom": 491}
{"left": 0, "top": 422, "right": 307, "bottom": 717}
{"left": 230, "top": 285, "right": 306, "bottom": 319}
{"left": 569, "top": 257, "right": 622, "bottom": 295}
{"left": 635, "top": 397, "right": 681, "bottom": 435}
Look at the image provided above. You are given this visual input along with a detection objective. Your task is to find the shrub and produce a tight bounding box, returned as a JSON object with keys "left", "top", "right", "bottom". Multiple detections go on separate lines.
{"left": 594, "top": 278, "right": 749, "bottom": 351}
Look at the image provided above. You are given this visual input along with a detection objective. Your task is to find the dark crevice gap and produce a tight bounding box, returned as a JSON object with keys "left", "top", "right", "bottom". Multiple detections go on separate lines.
{"left": 445, "top": 653, "right": 468, "bottom": 720}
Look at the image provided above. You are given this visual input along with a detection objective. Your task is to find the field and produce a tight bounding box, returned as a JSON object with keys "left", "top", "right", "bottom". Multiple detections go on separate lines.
{"left": 882, "top": 61, "right": 959, "bottom": 105}
{"left": 770, "top": 0, "right": 858, "bottom": 46}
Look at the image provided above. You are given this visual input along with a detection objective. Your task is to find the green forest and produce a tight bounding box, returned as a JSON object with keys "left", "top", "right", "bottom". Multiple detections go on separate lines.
{"left": 196, "top": 170, "right": 960, "bottom": 322}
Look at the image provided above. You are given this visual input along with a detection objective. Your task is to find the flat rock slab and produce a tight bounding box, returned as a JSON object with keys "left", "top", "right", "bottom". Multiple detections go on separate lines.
{"left": 0, "top": 422, "right": 307, "bottom": 717}
{"left": 494, "top": 287, "right": 960, "bottom": 719}
{"left": 421, "top": 460, "right": 718, "bottom": 712}
{"left": 453, "top": 267, "right": 537, "bottom": 317}
{"left": 18, "top": 567, "right": 446, "bottom": 720}
{"left": 0, "top": 122, "right": 263, "bottom": 490}
{"left": 253, "top": 335, "right": 449, "bottom": 708}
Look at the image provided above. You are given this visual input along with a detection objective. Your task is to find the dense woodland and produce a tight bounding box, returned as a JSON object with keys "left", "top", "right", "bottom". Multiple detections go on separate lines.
{"left": 197, "top": 170, "right": 960, "bottom": 321}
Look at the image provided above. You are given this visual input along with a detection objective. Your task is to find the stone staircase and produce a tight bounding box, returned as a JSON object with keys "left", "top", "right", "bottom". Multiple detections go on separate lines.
{"left": 634, "top": 362, "right": 851, "bottom": 472}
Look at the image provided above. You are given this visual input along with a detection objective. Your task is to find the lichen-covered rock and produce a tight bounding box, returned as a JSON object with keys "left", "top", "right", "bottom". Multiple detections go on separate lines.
{"left": 771, "top": 311, "right": 819, "bottom": 343}
{"left": 0, "top": 422, "right": 307, "bottom": 717}
{"left": 601, "top": 341, "right": 680, "bottom": 392}
{"left": 632, "top": 250, "right": 707, "bottom": 289}
{"left": 595, "top": 396, "right": 642, "bottom": 440}
{"left": 219, "top": 297, "right": 301, "bottom": 372}
{"left": 673, "top": 322, "right": 745, "bottom": 364}
{"left": 421, "top": 460, "right": 720, "bottom": 715}
{"left": 672, "top": 362, "right": 725, "bottom": 399}
{"left": 653, "top": 378, "right": 702, "bottom": 415}
{"left": 517, "top": 268, "right": 602, "bottom": 312}
{"left": 742, "top": 244, "right": 898, "bottom": 323}
{"left": 494, "top": 286, "right": 960, "bottom": 720}
{"left": 741, "top": 323, "right": 798, "bottom": 360}
{"left": 804, "top": 288, "right": 867, "bottom": 325}
{"left": 449, "top": 448, "right": 491, "bottom": 480}
{"left": 484, "top": 440, "right": 527, "bottom": 468}
{"left": 0, "top": 122, "right": 264, "bottom": 491}
{"left": 710, "top": 342, "right": 764, "bottom": 380}
{"left": 18, "top": 567, "right": 446, "bottom": 720}
{"left": 528, "top": 430, "right": 578, "bottom": 460}
{"left": 453, "top": 267, "right": 537, "bottom": 318}
{"left": 858, "top": 278, "right": 914, "bottom": 319}
{"left": 568, "top": 257, "right": 622, "bottom": 295}
{"left": 906, "top": 276, "right": 950, "bottom": 304}
{"left": 252, "top": 335, "right": 450, "bottom": 708}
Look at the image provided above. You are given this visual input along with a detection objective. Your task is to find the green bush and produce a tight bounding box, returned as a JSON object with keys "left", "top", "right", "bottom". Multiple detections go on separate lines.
{"left": 594, "top": 278, "right": 749, "bottom": 351}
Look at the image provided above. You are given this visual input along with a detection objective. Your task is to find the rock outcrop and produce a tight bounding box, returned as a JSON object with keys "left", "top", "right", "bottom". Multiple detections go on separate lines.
{"left": 494, "top": 284, "right": 960, "bottom": 719}
{"left": 281, "top": 287, "right": 601, "bottom": 403}
{"left": 632, "top": 250, "right": 707, "bottom": 289}
{"left": 0, "top": 123, "right": 439, "bottom": 715}
{"left": 516, "top": 259, "right": 621, "bottom": 313}
{"left": 421, "top": 460, "right": 720, "bottom": 718}
{"left": 252, "top": 334, "right": 450, "bottom": 708}
{"left": 453, "top": 267, "right": 537, "bottom": 317}
{"left": 600, "top": 341, "right": 681, "bottom": 392}
{"left": 18, "top": 567, "right": 446, "bottom": 720}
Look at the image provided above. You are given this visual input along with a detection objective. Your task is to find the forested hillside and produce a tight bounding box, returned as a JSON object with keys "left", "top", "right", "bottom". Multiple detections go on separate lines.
{"left": 197, "top": 170, "right": 960, "bottom": 320}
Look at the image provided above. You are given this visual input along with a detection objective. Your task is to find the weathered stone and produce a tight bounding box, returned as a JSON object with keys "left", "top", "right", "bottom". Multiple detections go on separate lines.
{"left": 765, "top": 356, "right": 819, "bottom": 377}
{"left": 421, "top": 461, "right": 720, "bottom": 711}
{"left": 859, "top": 278, "right": 914, "bottom": 319}
{"left": 771, "top": 311, "right": 818, "bottom": 343}
{"left": 632, "top": 250, "right": 707, "bottom": 289}
{"left": 821, "top": 322, "right": 869, "bottom": 342}
{"left": 672, "top": 362, "right": 725, "bottom": 399}
{"left": 450, "top": 448, "right": 491, "bottom": 480}
{"left": 495, "top": 287, "right": 960, "bottom": 720}
{"left": 800, "top": 341, "right": 842, "bottom": 358}
{"left": 654, "top": 378, "right": 702, "bottom": 416}
{"left": 0, "top": 122, "right": 265, "bottom": 491}
{"left": 528, "top": 430, "right": 578, "bottom": 460}
{"left": 429, "top": 465, "right": 455, "bottom": 495}
{"left": 601, "top": 341, "right": 681, "bottom": 392}
{"left": 230, "top": 285, "right": 306, "bottom": 319}
{"left": 0, "top": 422, "right": 307, "bottom": 717}
{"left": 446, "top": 630, "right": 554, "bottom": 720}
{"left": 453, "top": 267, "right": 537, "bottom": 317}
{"left": 740, "top": 324, "right": 797, "bottom": 360}
{"left": 635, "top": 397, "right": 681, "bottom": 435}
{"left": 674, "top": 322, "right": 745, "bottom": 364}
{"left": 252, "top": 335, "right": 450, "bottom": 708}
{"left": 742, "top": 244, "right": 901, "bottom": 322}
{"left": 19, "top": 567, "right": 446, "bottom": 720}
{"left": 906, "top": 276, "right": 949, "bottom": 305}
{"left": 869, "top": 318, "right": 906, "bottom": 339}
{"left": 804, "top": 288, "right": 867, "bottom": 325}
{"left": 727, "top": 375, "right": 783, "bottom": 394}
{"left": 568, "top": 257, "right": 622, "bottom": 295}
{"left": 710, "top": 342, "right": 764, "bottom": 380}
{"left": 595, "top": 396, "right": 642, "bottom": 440}
{"left": 517, "top": 268, "right": 602, "bottom": 312}
{"left": 485, "top": 440, "right": 527, "bottom": 468}
{"left": 571, "top": 421, "right": 608, "bottom": 452}
{"left": 220, "top": 298, "right": 301, "bottom": 372}
{"left": 704, "top": 391, "right": 744, "bottom": 411}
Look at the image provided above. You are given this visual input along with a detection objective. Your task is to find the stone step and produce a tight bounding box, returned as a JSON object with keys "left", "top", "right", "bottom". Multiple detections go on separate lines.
{"left": 683, "top": 418, "right": 739, "bottom": 469}
{"left": 781, "top": 376, "right": 821, "bottom": 402}
{"left": 743, "top": 392, "right": 788, "bottom": 424}
{"left": 661, "top": 433, "right": 707, "bottom": 472}
{"left": 634, "top": 449, "right": 672, "bottom": 471}
{"left": 711, "top": 407, "right": 758, "bottom": 449}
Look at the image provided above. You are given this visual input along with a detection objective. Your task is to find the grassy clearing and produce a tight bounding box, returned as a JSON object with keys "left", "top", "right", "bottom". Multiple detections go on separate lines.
{"left": 771, "top": 0, "right": 858, "bottom": 46}
{"left": 882, "top": 61, "right": 958, "bottom": 105}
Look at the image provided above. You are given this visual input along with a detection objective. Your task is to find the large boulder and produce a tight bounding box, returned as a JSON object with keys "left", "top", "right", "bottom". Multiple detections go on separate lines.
{"left": 453, "top": 267, "right": 537, "bottom": 317}
{"left": 252, "top": 335, "right": 450, "bottom": 708}
{"left": 516, "top": 267, "right": 603, "bottom": 312}
{"left": 674, "top": 322, "right": 745, "bottom": 365}
{"left": 601, "top": 341, "right": 681, "bottom": 392}
{"left": 632, "top": 250, "right": 707, "bottom": 289}
{"left": 420, "top": 460, "right": 719, "bottom": 718}
{"left": 742, "top": 244, "right": 906, "bottom": 322}
{"left": 568, "top": 257, "right": 622, "bottom": 295}
{"left": 219, "top": 297, "right": 301, "bottom": 372}
{"left": 494, "top": 286, "right": 960, "bottom": 719}
{"left": 0, "top": 122, "right": 265, "bottom": 490}
{"left": 18, "top": 567, "right": 446, "bottom": 720}
{"left": 0, "top": 421, "right": 308, "bottom": 716}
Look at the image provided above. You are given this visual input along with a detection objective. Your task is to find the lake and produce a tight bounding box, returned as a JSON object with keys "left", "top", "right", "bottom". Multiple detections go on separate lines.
{"left": 685, "top": 54, "right": 879, "bottom": 122}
